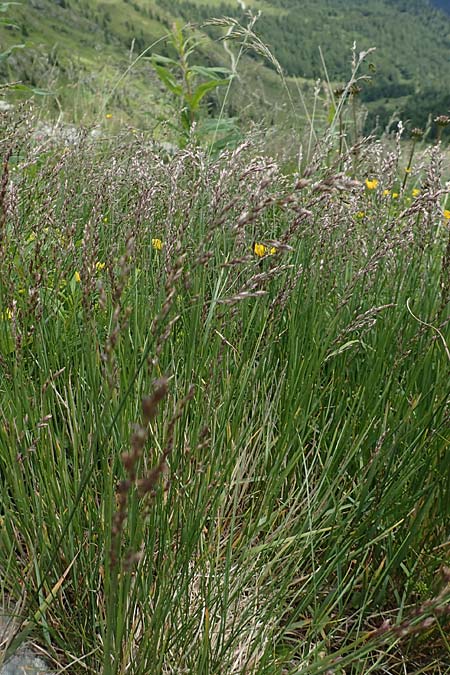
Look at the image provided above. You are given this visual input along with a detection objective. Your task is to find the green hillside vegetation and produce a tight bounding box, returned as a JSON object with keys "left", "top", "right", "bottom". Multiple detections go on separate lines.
{"left": 0, "top": 0, "right": 449, "bottom": 139}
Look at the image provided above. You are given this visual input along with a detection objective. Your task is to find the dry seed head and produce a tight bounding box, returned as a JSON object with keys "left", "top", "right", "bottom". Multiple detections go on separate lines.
{"left": 434, "top": 115, "right": 450, "bottom": 128}
{"left": 123, "top": 547, "right": 144, "bottom": 571}
{"left": 142, "top": 378, "right": 169, "bottom": 424}
{"left": 411, "top": 128, "right": 424, "bottom": 139}
{"left": 130, "top": 426, "right": 147, "bottom": 453}
{"left": 137, "top": 464, "right": 166, "bottom": 497}
{"left": 121, "top": 452, "right": 135, "bottom": 473}
{"left": 294, "top": 178, "right": 311, "bottom": 190}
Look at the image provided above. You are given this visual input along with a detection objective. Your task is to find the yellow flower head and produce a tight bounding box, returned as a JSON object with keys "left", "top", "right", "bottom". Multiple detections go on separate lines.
{"left": 404, "top": 167, "right": 411, "bottom": 174}
{"left": 96, "top": 262, "right": 106, "bottom": 271}
{"left": 412, "top": 188, "right": 420, "bottom": 198}
{"left": 105, "top": 113, "right": 113, "bottom": 119}
{"left": 269, "top": 246, "right": 277, "bottom": 255}
{"left": 383, "top": 189, "right": 391, "bottom": 197}
{"left": 1, "top": 307, "right": 12, "bottom": 321}
{"left": 444, "top": 209, "right": 450, "bottom": 220}
{"left": 74, "top": 271, "right": 81, "bottom": 283}
{"left": 254, "top": 243, "right": 267, "bottom": 258}
{"left": 392, "top": 192, "right": 399, "bottom": 199}
{"left": 152, "top": 238, "right": 163, "bottom": 251}
{"left": 365, "top": 178, "right": 379, "bottom": 190}
{"left": 356, "top": 211, "right": 365, "bottom": 219}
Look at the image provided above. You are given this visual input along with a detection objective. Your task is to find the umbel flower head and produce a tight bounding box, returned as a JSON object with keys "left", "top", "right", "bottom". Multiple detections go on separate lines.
{"left": 152, "top": 238, "right": 163, "bottom": 251}
{"left": 333, "top": 86, "right": 346, "bottom": 100}
{"left": 365, "top": 178, "right": 379, "bottom": 190}
{"left": 434, "top": 115, "right": 450, "bottom": 128}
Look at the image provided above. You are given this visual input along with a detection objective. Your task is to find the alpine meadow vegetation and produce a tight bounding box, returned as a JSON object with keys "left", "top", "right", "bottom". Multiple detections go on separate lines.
{"left": 1, "top": 8, "right": 450, "bottom": 675}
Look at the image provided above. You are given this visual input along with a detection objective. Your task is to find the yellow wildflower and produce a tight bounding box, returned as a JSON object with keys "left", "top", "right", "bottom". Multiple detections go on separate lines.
{"left": 392, "top": 192, "right": 399, "bottom": 199}
{"left": 96, "top": 262, "right": 106, "bottom": 271}
{"left": 412, "top": 188, "right": 420, "bottom": 198}
{"left": 365, "top": 178, "right": 379, "bottom": 190}
{"left": 74, "top": 271, "right": 81, "bottom": 283}
{"left": 1, "top": 307, "right": 12, "bottom": 321}
{"left": 152, "top": 238, "right": 163, "bottom": 251}
{"left": 105, "top": 113, "right": 113, "bottom": 119}
{"left": 356, "top": 211, "right": 365, "bottom": 219}
{"left": 254, "top": 243, "right": 267, "bottom": 258}
{"left": 383, "top": 189, "right": 391, "bottom": 197}
{"left": 444, "top": 209, "right": 450, "bottom": 220}
{"left": 269, "top": 246, "right": 277, "bottom": 255}
{"left": 404, "top": 167, "right": 411, "bottom": 174}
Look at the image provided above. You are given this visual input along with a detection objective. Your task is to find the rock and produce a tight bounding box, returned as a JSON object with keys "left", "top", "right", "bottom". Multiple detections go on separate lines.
{"left": 1, "top": 612, "right": 53, "bottom": 675}
{"left": 1, "top": 651, "right": 53, "bottom": 675}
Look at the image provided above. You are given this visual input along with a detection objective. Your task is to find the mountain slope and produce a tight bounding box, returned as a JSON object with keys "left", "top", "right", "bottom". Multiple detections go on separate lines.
{"left": 0, "top": 0, "right": 449, "bottom": 137}
{"left": 175, "top": 0, "right": 450, "bottom": 85}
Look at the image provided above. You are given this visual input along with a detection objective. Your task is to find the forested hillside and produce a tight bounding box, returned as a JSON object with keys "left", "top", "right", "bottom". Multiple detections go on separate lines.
{"left": 170, "top": 0, "right": 450, "bottom": 136}
{"left": 1, "top": 0, "right": 449, "bottom": 137}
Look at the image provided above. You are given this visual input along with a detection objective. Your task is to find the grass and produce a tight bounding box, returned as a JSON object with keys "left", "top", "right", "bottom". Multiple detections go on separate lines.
{"left": 0, "top": 107, "right": 449, "bottom": 674}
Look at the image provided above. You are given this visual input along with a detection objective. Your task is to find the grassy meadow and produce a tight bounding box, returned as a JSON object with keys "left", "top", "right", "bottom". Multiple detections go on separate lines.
{"left": 0, "top": 98, "right": 450, "bottom": 673}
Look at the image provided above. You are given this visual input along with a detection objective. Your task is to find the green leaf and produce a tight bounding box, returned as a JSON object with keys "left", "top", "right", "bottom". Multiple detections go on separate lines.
{"left": 324, "top": 340, "right": 361, "bottom": 362}
{"left": 30, "top": 87, "right": 53, "bottom": 96}
{"left": 197, "top": 117, "right": 239, "bottom": 133}
{"left": 187, "top": 78, "right": 230, "bottom": 112}
{"left": 190, "top": 65, "right": 233, "bottom": 79}
{"left": 0, "top": 43, "right": 24, "bottom": 62}
{"left": 149, "top": 54, "right": 180, "bottom": 69}
{"left": 7, "top": 83, "right": 53, "bottom": 95}
{"left": 152, "top": 63, "right": 182, "bottom": 96}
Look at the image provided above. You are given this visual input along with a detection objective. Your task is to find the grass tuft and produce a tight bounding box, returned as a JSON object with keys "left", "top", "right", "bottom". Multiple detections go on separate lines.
{"left": 0, "top": 104, "right": 449, "bottom": 674}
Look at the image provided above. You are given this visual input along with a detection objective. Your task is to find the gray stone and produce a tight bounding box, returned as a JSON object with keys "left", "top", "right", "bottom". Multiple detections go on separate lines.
{"left": 1, "top": 650, "right": 53, "bottom": 675}
{"left": 1, "top": 613, "right": 53, "bottom": 675}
